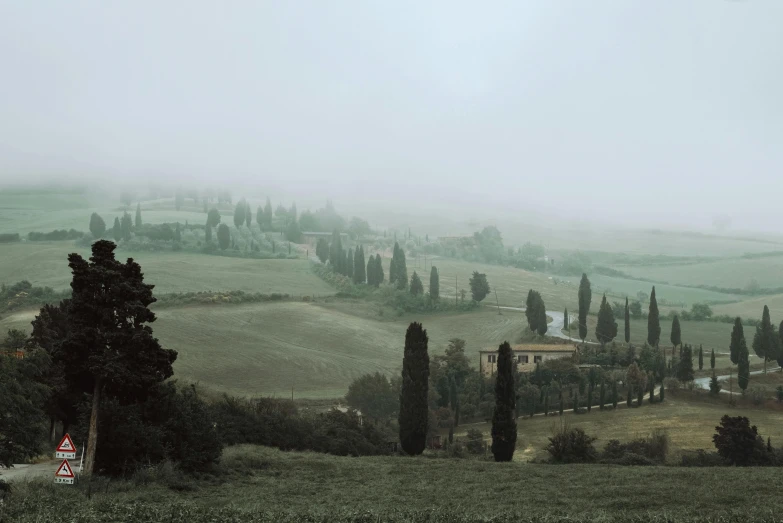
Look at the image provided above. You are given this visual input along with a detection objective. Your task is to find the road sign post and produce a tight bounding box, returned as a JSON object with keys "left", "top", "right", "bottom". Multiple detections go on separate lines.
{"left": 55, "top": 433, "right": 77, "bottom": 459}
{"left": 54, "top": 459, "right": 75, "bottom": 485}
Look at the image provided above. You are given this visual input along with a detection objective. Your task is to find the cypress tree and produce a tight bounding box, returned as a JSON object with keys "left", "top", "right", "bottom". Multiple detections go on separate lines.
{"left": 626, "top": 385, "right": 632, "bottom": 407}
{"left": 389, "top": 253, "right": 397, "bottom": 287}
{"left": 564, "top": 308, "right": 569, "bottom": 333}
{"left": 112, "top": 217, "right": 121, "bottom": 242}
{"left": 587, "top": 382, "right": 593, "bottom": 412}
{"left": 399, "top": 322, "right": 430, "bottom": 455}
{"left": 376, "top": 255, "right": 384, "bottom": 285}
{"left": 647, "top": 286, "right": 661, "bottom": 347}
{"left": 559, "top": 389, "right": 564, "bottom": 416}
{"left": 543, "top": 387, "right": 550, "bottom": 416}
{"left": 245, "top": 202, "right": 252, "bottom": 228}
{"left": 573, "top": 389, "right": 579, "bottom": 413}
{"left": 612, "top": 380, "right": 618, "bottom": 409}
{"left": 429, "top": 266, "right": 440, "bottom": 300}
{"left": 752, "top": 306, "right": 781, "bottom": 374}
{"left": 205, "top": 221, "right": 212, "bottom": 243}
{"left": 698, "top": 345, "right": 703, "bottom": 370}
{"left": 535, "top": 293, "right": 548, "bottom": 336}
{"left": 263, "top": 197, "right": 273, "bottom": 230}
{"left": 449, "top": 377, "right": 460, "bottom": 426}
{"left": 354, "top": 246, "right": 366, "bottom": 284}
{"left": 391, "top": 242, "right": 408, "bottom": 290}
{"left": 710, "top": 348, "right": 715, "bottom": 369}
{"left": 120, "top": 212, "right": 132, "bottom": 241}
{"left": 670, "top": 315, "right": 682, "bottom": 350}
{"left": 728, "top": 317, "right": 744, "bottom": 365}
{"left": 624, "top": 297, "right": 630, "bottom": 344}
{"left": 256, "top": 205, "right": 263, "bottom": 228}
{"left": 366, "top": 255, "right": 376, "bottom": 286}
{"left": 346, "top": 248, "right": 354, "bottom": 280}
{"left": 599, "top": 380, "right": 606, "bottom": 410}
{"left": 329, "top": 229, "right": 343, "bottom": 274}
{"left": 636, "top": 384, "right": 644, "bottom": 407}
{"left": 738, "top": 341, "right": 750, "bottom": 393}
{"left": 578, "top": 273, "right": 592, "bottom": 343}
{"left": 409, "top": 271, "right": 423, "bottom": 296}
{"left": 491, "top": 341, "right": 517, "bottom": 462}
{"left": 648, "top": 373, "right": 655, "bottom": 404}
{"left": 525, "top": 290, "right": 539, "bottom": 333}
{"left": 596, "top": 294, "right": 618, "bottom": 346}
{"left": 135, "top": 203, "right": 142, "bottom": 229}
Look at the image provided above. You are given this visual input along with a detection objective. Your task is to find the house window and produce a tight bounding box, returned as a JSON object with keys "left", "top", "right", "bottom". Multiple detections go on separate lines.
{"left": 518, "top": 355, "right": 529, "bottom": 364}
{"left": 534, "top": 355, "right": 543, "bottom": 363}
{"left": 487, "top": 354, "right": 496, "bottom": 363}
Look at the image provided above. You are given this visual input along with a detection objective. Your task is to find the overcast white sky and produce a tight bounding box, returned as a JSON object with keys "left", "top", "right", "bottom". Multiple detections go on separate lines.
{"left": 0, "top": 1, "right": 781, "bottom": 231}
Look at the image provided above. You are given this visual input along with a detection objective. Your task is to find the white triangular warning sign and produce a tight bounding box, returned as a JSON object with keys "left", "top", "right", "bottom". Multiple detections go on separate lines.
{"left": 56, "top": 434, "right": 76, "bottom": 453}
{"left": 55, "top": 434, "right": 77, "bottom": 458}
{"left": 55, "top": 459, "right": 75, "bottom": 478}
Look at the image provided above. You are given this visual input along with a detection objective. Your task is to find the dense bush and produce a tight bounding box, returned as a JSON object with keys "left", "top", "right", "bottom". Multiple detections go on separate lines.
{"left": 155, "top": 290, "right": 291, "bottom": 308}
{"left": 601, "top": 430, "right": 669, "bottom": 464}
{"left": 712, "top": 415, "right": 772, "bottom": 466}
{"left": 465, "top": 429, "right": 486, "bottom": 454}
{"left": 545, "top": 423, "right": 597, "bottom": 463}
{"left": 209, "top": 395, "right": 390, "bottom": 457}
{"left": 680, "top": 449, "right": 727, "bottom": 467}
{"left": 0, "top": 233, "right": 20, "bottom": 243}
{"left": 27, "top": 229, "right": 83, "bottom": 241}
{"left": 72, "top": 382, "right": 222, "bottom": 476}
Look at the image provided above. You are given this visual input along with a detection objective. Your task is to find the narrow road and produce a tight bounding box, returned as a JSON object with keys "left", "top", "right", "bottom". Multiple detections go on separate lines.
{"left": 693, "top": 367, "right": 781, "bottom": 394}
{"left": 1, "top": 460, "right": 60, "bottom": 482}
{"left": 496, "top": 306, "right": 588, "bottom": 344}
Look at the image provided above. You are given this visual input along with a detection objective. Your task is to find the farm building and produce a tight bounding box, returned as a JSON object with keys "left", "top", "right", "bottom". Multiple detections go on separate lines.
{"left": 479, "top": 344, "right": 575, "bottom": 377}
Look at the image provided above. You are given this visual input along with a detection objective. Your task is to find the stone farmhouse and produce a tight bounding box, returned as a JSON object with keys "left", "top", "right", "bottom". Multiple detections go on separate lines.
{"left": 479, "top": 344, "right": 576, "bottom": 377}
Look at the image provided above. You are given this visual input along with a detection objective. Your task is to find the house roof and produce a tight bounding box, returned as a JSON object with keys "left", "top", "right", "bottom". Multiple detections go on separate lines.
{"left": 479, "top": 344, "right": 575, "bottom": 354}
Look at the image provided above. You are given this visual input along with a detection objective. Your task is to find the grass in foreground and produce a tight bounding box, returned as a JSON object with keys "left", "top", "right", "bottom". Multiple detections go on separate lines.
{"left": 3, "top": 444, "right": 783, "bottom": 522}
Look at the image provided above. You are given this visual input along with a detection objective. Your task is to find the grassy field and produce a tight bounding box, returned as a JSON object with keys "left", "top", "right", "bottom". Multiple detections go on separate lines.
{"left": 451, "top": 392, "right": 783, "bottom": 462}
{"left": 712, "top": 293, "right": 783, "bottom": 320}
{"left": 6, "top": 443, "right": 783, "bottom": 522}
{"left": 615, "top": 255, "right": 783, "bottom": 289}
{"left": 0, "top": 241, "right": 332, "bottom": 295}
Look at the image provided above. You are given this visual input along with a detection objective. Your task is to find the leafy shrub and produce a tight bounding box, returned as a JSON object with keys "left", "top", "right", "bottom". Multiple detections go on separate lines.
{"left": 680, "top": 449, "right": 727, "bottom": 467}
{"left": 712, "top": 415, "right": 772, "bottom": 466}
{"left": 601, "top": 430, "right": 668, "bottom": 464}
{"left": 155, "top": 290, "right": 291, "bottom": 308}
{"left": 748, "top": 387, "right": 766, "bottom": 406}
{"left": 545, "top": 422, "right": 597, "bottom": 463}
{"left": 27, "top": 229, "right": 84, "bottom": 241}
{"left": 465, "top": 429, "right": 485, "bottom": 454}
{"left": 0, "top": 281, "right": 70, "bottom": 314}
{"left": 664, "top": 378, "right": 681, "bottom": 392}
{"left": 603, "top": 452, "right": 656, "bottom": 466}
{"left": 0, "top": 233, "right": 20, "bottom": 243}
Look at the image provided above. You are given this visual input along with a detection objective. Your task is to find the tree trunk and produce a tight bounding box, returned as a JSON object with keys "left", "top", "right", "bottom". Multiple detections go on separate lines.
{"left": 49, "top": 417, "right": 56, "bottom": 442}
{"left": 82, "top": 378, "right": 102, "bottom": 477}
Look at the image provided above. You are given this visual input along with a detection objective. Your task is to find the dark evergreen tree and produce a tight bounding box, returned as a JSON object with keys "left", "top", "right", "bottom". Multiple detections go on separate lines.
{"left": 399, "top": 322, "right": 430, "bottom": 456}
{"left": 409, "top": 271, "right": 423, "bottom": 296}
{"left": 346, "top": 248, "right": 354, "bottom": 280}
{"left": 599, "top": 380, "right": 605, "bottom": 410}
{"left": 677, "top": 345, "right": 695, "bottom": 382}
{"left": 62, "top": 240, "right": 177, "bottom": 475}
{"left": 376, "top": 255, "right": 385, "bottom": 285}
{"left": 263, "top": 197, "right": 273, "bottom": 230}
{"left": 752, "top": 306, "right": 780, "bottom": 373}
{"left": 626, "top": 385, "right": 632, "bottom": 407}
{"left": 120, "top": 212, "right": 132, "bottom": 241}
{"left": 587, "top": 382, "right": 594, "bottom": 412}
{"left": 174, "top": 222, "right": 181, "bottom": 242}
{"left": 469, "top": 271, "right": 490, "bottom": 302}
{"left": 647, "top": 286, "right": 661, "bottom": 347}
{"left": 612, "top": 380, "right": 618, "bottom": 409}
{"left": 366, "top": 255, "right": 376, "bottom": 286}
{"left": 738, "top": 338, "right": 750, "bottom": 393}
{"left": 624, "top": 297, "right": 631, "bottom": 344}
{"left": 595, "top": 294, "right": 618, "bottom": 346}
{"left": 711, "top": 348, "right": 715, "bottom": 369}
{"left": 112, "top": 217, "right": 121, "bottom": 242}
{"left": 392, "top": 242, "right": 408, "bottom": 290}
{"left": 207, "top": 208, "right": 221, "bottom": 228}
{"left": 574, "top": 389, "right": 579, "bottom": 413}
{"left": 543, "top": 387, "right": 550, "bottom": 416}
{"left": 559, "top": 389, "right": 564, "bottom": 416}
{"left": 245, "top": 202, "right": 252, "bottom": 228}
{"left": 429, "top": 266, "right": 440, "bottom": 300}
{"left": 89, "top": 212, "right": 106, "bottom": 238}
{"left": 354, "top": 245, "right": 366, "bottom": 284}
{"left": 636, "top": 384, "right": 644, "bottom": 407}
{"left": 205, "top": 221, "right": 212, "bottom": 243}
{"left": 698, "top": 345, "right": 703, "bottom": 370}
{"left": 234, "top": 200, "right": 246, "bottom": 228}
{"left": 525, "top": 290, "right": 539, "bottom": 332}
{"left": 491, "top": 342, "right": 517, "bottom": 462}
{"left": 670, "top": 315, "right": 682, "bottom": 350}
{"left": 389, "top": 255, "right": 397, "bottom": 287}
{"left": 648, "top": 373, "right": 655, "bottom": 404}
{"left": 535, "top": 293, "right": 548, "bottom": 336}
{"left": 256, "top": 205, "right": 264, "bottom": 228}
{"left": 564, "top": 308, "right": 569, "bottom": 333}
{"left": 329, "top": 230, "right": 343, "bottom": 274}
{"left": 578, "top": 273, "right": 592, "bottom": 342}
{"left": 216, "top": 224, "right": 230, "bottom": 250}
{"left": 135, "top": 203, "right": 142, "bottom": 229}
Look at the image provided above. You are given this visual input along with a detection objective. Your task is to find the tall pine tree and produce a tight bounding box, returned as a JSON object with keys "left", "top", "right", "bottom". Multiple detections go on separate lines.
{"left": 429, "top": 266, "right": 440, "bottom": 300}
{"left": 624, "top": 297, "right": 630, "bottom": 344}
{"left": 738, "top": 336, "right": 750, "bottom": 392}
{"left": 647, "top": 286, "right": 661, "bottom": 347}
{"left": 328, "top": 229, "right": 343, "bottom": 275}
{"left": 346, "top": 248, "right": 354, "bottom": 280}
{"left": 375, "top": 255, "right": 384, "bottom": 285}
{"left": 135, "top": 203, "right": 142, "bottom": 229}
{"left": 391, "top": 242, "right": 408, "bottom": 290}
{"left": 595, "top": 294, "right": 618, "bottom": 346}
{"left": 409, "top": 271, "right": 423, "bottom": 296}
{"left": 729, "top": 317, "right": 745, "bottom": 366}
{"left": 698, "top": 345, "right": 703, "bottom": 370}
{"left": 670, "top": 315, "right": 682, "bottom": 350}
{"left": 752, "top": 305, "right": 780, "bottom": 374}
{"left": 399, "top": 322, "right": 429, "bottom": 455}
{"left": 112, "top": 217, "right": 121, "bottom": 242}
{"left": 491, "top": 341, "right": 517, "bottom": 462}
{"left": 711, "top": 348, "right": 715, "bottom": 369}
{"left": 578, "top": 273, "right": 592, "bottom": 343}
{"left": 353, "top": 245, "right": 366, "bottom": 284}
{"left": 564, "top": 308, "right": 569, "bottom": 333}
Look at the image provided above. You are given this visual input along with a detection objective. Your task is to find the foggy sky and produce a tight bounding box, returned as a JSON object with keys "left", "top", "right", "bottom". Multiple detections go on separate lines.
{"left": 1, "top": 1, "right": 781, "bottom": 231}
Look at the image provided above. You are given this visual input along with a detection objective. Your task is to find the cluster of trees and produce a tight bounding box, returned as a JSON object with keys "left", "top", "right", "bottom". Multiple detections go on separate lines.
{"left": 2, "top": 241, "right": 222, "bottom": 476}
{"left": 525, "top": 290, "right": 547, "bottom": 336}
{"left": 389, "top": 243, "right": 409, "bottom": 290}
